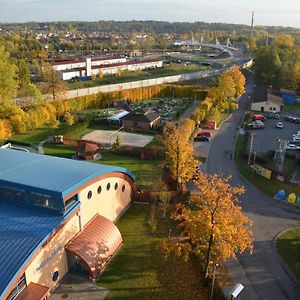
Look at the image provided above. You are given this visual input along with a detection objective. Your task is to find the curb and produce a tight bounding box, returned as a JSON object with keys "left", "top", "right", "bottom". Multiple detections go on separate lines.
{"left": 272, "top": 228, "right": 300, "bottom": 290}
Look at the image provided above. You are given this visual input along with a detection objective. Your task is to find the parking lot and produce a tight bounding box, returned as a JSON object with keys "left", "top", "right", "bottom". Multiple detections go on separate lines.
{"left": 250, "top": 114, "right": 300, "bottom": 155}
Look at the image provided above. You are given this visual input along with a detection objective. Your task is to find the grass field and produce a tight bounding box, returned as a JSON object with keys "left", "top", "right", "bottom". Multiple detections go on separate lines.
{"left": 98, "top": 204, "right": 212, "bottom": 300}
{"left": 98, "top": 152, "right": 162, "bottom": 190}
{"left": 43, "top": 143, "right": 161, "bottom": 190}
{"left": 276, "top": 228, "right": 300, "bottom": 281}
{"left": 68, "top": 64, "right": 206, "bottom": 90}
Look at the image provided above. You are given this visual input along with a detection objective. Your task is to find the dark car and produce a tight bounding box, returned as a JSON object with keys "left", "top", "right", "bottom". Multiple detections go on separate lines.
{"left": 197, "top": 131, "right": 212, "bottom": 138}
{"left": 194, "top": 136, "right": 210, "bottom": 142}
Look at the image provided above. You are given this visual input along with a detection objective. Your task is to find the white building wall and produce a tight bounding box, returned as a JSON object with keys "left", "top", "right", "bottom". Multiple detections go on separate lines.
{"left": 78, "top": 176, "right": 132, "bottom": 227}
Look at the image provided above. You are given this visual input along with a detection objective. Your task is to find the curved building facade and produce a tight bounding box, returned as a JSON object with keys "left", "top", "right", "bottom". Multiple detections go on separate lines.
{"left": 0, "top": 149, "right": 135, "bottom": 300}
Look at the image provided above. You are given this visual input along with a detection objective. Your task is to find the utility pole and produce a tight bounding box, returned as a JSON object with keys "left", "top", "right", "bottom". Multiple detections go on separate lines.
{"left": 250, "top": 12, "right": 254, "bottom": 43}
{"left": 248, "top": 133, "right": 254, "bottom": 166}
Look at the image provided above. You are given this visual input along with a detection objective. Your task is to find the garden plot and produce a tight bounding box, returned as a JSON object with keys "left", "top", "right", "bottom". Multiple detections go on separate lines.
{"left": 82, "top": 130, "right": 153, "bottom": 147}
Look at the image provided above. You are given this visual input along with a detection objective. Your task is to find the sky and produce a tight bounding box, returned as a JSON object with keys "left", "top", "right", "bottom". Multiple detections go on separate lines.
{"left": 0, "top": 0, "right": 299, "bottom": 28}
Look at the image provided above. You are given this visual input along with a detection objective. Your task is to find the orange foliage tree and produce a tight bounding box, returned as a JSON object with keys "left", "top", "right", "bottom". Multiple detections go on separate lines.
{"left": 163, "top": 122, "right": 198, "bottom": 191}
{"left": 162, "top": 172, "right": 253, "bottom": 278}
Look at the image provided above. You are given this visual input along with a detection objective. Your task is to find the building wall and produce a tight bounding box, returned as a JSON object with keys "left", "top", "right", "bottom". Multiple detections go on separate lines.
{"left": 122, "top": 120, "right": 150, "bottom": 131}
{"left": 251, "top": 101, "right": 281, "bottom": 112}
{"left": 25, "top": 213, "right": 80, "bottom": 292}
{"left": 78, "top": 176, "right": 132, "bottom": 227}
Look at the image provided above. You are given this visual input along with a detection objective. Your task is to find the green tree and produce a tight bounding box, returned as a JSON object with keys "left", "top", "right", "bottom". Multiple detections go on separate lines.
{"left": 0, "top": 46, "right": 19, "bottom": 104}
{"left": 112, "top": 135, "right": 121, "bottom": 152}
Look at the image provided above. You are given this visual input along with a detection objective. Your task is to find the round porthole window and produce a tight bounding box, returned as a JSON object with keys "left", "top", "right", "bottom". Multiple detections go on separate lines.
{"left": 107, "top": 183, "right": 111, "bottom": 191}
{"left": 87, "top": 191, "right": 92, "bottom": 199}
{"left": 97, "top": 186, "right": 102, "bottom": 194}
{"left": 122, "top": 185, "right": 126, "bottom": 192}
{"left": 114, "top": 183, "right": 118, "bottom": 190}
{"left": 52, "top": 271, "right": 59, "bottom": 282}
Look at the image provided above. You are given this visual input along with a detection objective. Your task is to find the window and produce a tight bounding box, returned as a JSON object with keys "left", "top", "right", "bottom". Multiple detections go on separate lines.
{"left": 114, "top": 183, "right": 118, "bottom": 190}
{"left": 7, "top": 274, "right": 26, "bottom": 300}
{"left": 87, "top": 191, "right": 92, "bottom": 199}
{"left": 122, "top": 185, "right": 126, "bottom": 192}
{"left": 0, "top": 186, "right": 25, "bottom": 203}
{"left": 107, "top": 183, "right": 111, "bottom": 191}
{"left": 97, "top": 186, "right": 102, "bottom": 194}
{"left": 29, "top": 192, "right": 56, "bottom": 210}
{"left": 52, "top": 271, "right": 59, "bottom": 282}
{"left": 65, "top": 195, "right": 78, "bottom": 209}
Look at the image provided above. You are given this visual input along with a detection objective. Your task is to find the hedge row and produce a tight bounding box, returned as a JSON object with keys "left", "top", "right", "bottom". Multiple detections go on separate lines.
{"left": 0, "top": 84, "right": 205, "bottom": 140}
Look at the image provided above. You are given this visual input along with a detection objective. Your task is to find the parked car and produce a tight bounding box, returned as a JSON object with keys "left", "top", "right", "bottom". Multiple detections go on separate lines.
{"left": 252, "top": 120, "right": 265, "bottom": 129}
{"left": 194, "top": 136, "right": 210, "bottom": 142}
{"left": 276, "top": 122, "right": 283, "bottom": 128}
{"left": 197, "top": 131, "right": 212, "bottom": 138}
{"left": 284, "top": 116, "right": 294, "bottom": 122}
{"left": 252, "top": 114, "right": 266, "bottom": 121}
{"left": 286, "top": 144, "right": 300, "bottom": 150}
{"left": 292, "top": 136, "right": 300, "bottom": 142}
{"left": 266, "top": 112, "right": 280, "bottom": 119}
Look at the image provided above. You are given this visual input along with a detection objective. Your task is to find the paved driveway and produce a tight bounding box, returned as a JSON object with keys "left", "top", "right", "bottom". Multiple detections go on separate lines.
{"left": 206, "top": 75, "right": 300, "bottom": 299}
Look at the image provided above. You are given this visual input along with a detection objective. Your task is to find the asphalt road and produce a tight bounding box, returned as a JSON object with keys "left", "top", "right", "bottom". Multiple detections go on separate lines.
{"left": 206, "top": 75, "right": 300, "bottom": 300}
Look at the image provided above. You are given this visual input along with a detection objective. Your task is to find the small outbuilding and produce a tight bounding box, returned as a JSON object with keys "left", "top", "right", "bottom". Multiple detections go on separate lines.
{"left": 77, "top": 140, "right": 101, "bottom": 160}
{"left": 251, "top": 86, "right": 283, "bottom": 113}
{"left": 120, "top": 108, "right": 160, "bottom": 131}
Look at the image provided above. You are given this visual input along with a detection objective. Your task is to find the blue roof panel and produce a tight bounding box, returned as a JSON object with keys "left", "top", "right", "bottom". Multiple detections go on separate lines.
{"left": 0, "top": 149, "right": 135, "bottom": 198}
{"left": 0, "top": 202, "right": 66, "bottom": 298}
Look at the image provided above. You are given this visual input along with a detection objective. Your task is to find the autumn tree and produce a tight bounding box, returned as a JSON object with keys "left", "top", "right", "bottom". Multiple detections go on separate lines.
{"left": 41, "top": 63, "right": 67, "bottom": 101}
{"left": 64, "top": 111, "right": 75, "bottom": 126}
{"left": 224, "top": 65, "right": 246, "bottom": 98}
{"left": 163, "top": 122, "right": 198, "bottom": 191}
{"left": 162, "top": 172, "right": 253, "bottom": 279}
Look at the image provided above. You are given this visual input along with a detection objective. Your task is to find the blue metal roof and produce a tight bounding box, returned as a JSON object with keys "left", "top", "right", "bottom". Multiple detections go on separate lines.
{"left": 0, "top": 202, "right": 72, "bottom": 299}
{"left": 0, "top": 149, "right": 135, "bottom": 198}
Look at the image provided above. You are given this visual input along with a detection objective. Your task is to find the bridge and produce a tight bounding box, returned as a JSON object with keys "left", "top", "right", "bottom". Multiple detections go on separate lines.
{"left": 173, "top": 38, "right": 240, "bottom": 56}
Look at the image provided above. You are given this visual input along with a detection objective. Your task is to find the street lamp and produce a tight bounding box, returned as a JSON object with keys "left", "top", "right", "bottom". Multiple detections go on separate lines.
{"left": 210, "top": 263, "right": 218, "bottom": 300}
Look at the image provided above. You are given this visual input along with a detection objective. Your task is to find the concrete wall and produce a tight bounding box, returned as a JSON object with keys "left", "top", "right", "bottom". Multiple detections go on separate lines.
{"left": 16, "top": 59, "right": 253, "bottom": 107}
{"left": 78, "top": 176, "right": 132, "bottom": 226}
{"left": 25, "top": 213, "right": 80, "bottom": 292}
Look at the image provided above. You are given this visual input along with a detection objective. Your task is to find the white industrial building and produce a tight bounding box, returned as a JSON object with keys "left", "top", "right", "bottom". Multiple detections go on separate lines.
{"left": 50, "top": 57, "right": 163, "bottom": 81}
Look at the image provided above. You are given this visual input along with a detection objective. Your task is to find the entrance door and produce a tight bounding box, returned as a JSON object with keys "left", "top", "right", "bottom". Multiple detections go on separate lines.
{"left": 261, "top": 107, "right": 264, "bottom": 112}
{"left": 68, "top": 254, "right": 90, "bottom": 278}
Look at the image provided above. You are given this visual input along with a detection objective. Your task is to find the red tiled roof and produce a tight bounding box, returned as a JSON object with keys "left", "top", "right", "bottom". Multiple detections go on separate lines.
{"left": 17, "top": 283, "right": 49, "bottom": 300}
{"left": 66, "top": 215, "right": 122, "bottom": 278}
{"left": 77, "top": 142, "right": 99, "bottom": 153}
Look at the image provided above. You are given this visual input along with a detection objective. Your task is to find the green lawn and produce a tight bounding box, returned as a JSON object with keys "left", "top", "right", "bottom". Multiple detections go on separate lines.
{"left": 98, "top": 204, "right": 209, "bottom": 300}
{"left": 68, "top": 64, "right": 206, "bottom": 90}
{"left": 43, "top": 142, "right": 76, "bottom": 158}
{"left": 10, "top": 128, "right": 52, "bottom": 146}
{"left": 43, "top": 143, "right": 161, "bottom": 190}
{"left": 276, "top": 228, "right": 300, "bottom": 281}
{"left": 98, "top": 152, "right": 161, "bottom": 190}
